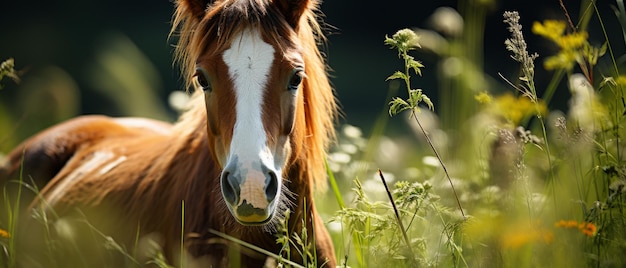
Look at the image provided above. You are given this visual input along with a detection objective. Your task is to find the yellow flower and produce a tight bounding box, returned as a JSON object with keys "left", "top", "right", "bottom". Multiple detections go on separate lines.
{"left": 543, "top": 32, "right": 588, "bottom": 70}
{"left": 544, "top": 50, "right": 578, "bottom": 70}
{"left": 557, "top": 32, "right": 588, "bottom": 50}
{"left": 0, "top": 228, "right": 9, "bottom": 238}
{"left": 475, "top": 91, "right": 493, "bottom": 104}
{"left": 491, "top": 93, "right": 547, "bottom": 125}
{"left": 533, "top": 19, "right": 590, "bottom": 71}
{"left": 532, "top": 20, "right": 566, "bottom": 42}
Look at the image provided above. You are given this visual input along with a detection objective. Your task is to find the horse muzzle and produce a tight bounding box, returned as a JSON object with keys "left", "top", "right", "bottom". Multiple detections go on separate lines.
{"left": 220, "top": 158, "right": 280, "bottom": 225}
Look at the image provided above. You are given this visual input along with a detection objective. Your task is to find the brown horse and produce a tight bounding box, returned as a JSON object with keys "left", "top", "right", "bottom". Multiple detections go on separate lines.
{"left": 0, "top": 0, "right": 337, "bottom": 266}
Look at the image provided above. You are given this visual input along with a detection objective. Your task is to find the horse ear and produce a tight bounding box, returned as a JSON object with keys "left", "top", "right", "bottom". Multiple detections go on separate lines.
{"left": 177, "top": 0, "right": 213, "bottom": 20}
{"left": 274, "top": 0, "right": 312, "bottom": 28}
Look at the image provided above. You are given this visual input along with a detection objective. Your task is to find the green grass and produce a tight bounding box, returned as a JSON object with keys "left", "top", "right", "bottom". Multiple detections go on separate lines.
{"left": 3, "top": 1, "right": 626, "bottom": 267}
{"left": 323, "top": 1, "right": 626, "bottom": 267}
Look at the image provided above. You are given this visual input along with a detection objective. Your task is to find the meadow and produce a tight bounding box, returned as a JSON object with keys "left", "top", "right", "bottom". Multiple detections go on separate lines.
{"left": 2, "top": 0, "right": 626, "bottom": 267}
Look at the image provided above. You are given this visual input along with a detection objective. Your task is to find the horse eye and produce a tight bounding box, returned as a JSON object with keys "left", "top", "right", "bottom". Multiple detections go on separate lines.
{"left": 287, "top": 69, "right": 304, "bottom": 91}
{"left": 194, "top": 67, "right": 212, "bottom": 92}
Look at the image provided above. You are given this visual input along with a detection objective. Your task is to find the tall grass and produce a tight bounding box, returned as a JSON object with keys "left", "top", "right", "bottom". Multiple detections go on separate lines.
{"left": 3, "top": 1, "right": 626, "bottom": 267}
{"left": 325, "top": 1, "right": 626, "bottom": 267}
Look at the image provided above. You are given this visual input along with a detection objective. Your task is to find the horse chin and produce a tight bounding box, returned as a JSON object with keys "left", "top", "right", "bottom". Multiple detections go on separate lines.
{"left": 226, "top": 201, "right": 278, "bottom": 226}
{"left": 235, "top": 216, "right": 273, "bottom": 226}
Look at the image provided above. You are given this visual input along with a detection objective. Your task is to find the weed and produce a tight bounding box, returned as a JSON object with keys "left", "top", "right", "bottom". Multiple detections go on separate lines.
{"left": 4, "top": 1, "right": 626, "bottom": 267}
{"left": 326, "top": 2, "right": 626, "bottom": 268}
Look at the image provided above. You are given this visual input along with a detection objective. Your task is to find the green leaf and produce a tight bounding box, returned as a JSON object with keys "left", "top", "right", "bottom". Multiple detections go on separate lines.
{"left": 384, "top": 35, "right": 399, "bottom": 49}
{"left": 389, "top": 97, "right": 410, "bottom": 116}
{"left": 386, "top": 71, "right": 408, "bottom": 81}
{"left": 408, "top": 59, "right": 424, "bottom": 76}
{"left": 422, "top": 94, "right": 434, "bottom": 110}
{"left": 599, "top": 41, "right": 608, "bottom": 56}
{"left": 391, "top": 28, "right": 421, "bottom": 51}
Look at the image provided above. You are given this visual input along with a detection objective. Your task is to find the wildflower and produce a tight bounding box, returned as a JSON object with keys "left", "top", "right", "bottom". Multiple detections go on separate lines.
{"left": 554, "top": 220, "right": 597, "bottom": 237}
{"left": 532, "top": 19, "right": 592, "bottom": 71}
{"left": 501, "top": 229, "right": 554, "bottom": 249}
{"left": 385, "top": 28, "right": 432, "bottom": 116}
{"left": 503, "top": 10, "right": 544, "bottom": 109}
{"left": 556, "top": 32, "right": 588, "bottom": 50}
{"left": 474, "top": 91, "right": 493, "bottom": 104}
{"left": 0, "top": 228, "right": 9, "bottom": 238}
{"left": 579, "top": 222, "right": 597, "bottom": 237}
{"left": 515, "top": 126, "right": 542, "bottom": 145}
{"left": 554, "top": 219, "right": 579, "bottom": 228}
{"left": 531, "top": 20, "right": 566, "bottom": 42}
{"left": 385, "top": 28, "right": 421, "bottom": 53}
{"left": 500, "top": 221, "right": 554, "bottom": 249}
{"left": 486, "top": 92, "right": 547, "bottom": 125}
{"left": 543, "top": 50, "right": 578, "bottom": 71}
{"left": 504, "top": 11, "right": 538, "bottom": 84}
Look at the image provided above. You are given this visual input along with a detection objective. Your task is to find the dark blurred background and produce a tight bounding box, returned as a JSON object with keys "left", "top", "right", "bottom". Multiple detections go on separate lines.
{"left": 0, "top": 0, "right": 621, "bottom": 150}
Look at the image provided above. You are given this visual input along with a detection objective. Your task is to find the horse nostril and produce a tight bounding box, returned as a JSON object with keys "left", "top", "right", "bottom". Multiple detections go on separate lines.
{"left": 221, "top": 171, "right": 239, "bottom": 205}
{"left": 265, "top": 170, "right": 278, "bottom": 202}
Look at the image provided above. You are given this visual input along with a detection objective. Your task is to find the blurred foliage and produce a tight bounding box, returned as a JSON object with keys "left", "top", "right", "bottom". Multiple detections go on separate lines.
{"left": 2, "top": 0, "right": 626, "bottom": 267}
{"left": 323, "top": 1, "right": 626, "bottom": 267}
{"left": 0, "top": 59, "right": 18, "bottom": 89}
{"left": 87, "top": 32, "right": 172, "bottom": 121}
{"left": 0, "top": 32, "right": 176, "bottom": 154}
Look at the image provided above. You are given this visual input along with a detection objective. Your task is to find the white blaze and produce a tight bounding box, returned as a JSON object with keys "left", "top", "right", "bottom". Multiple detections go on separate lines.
{"left": 222, "top": 28, "right": 276, "bottom": 208}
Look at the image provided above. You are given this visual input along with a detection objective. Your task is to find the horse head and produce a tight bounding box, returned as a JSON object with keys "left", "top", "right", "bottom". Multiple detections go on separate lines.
{"left": 174, "top": 0, "right": 321, "bottom": 225}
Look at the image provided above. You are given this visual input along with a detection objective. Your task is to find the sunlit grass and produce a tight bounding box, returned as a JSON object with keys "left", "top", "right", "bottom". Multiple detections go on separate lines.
{"left": 2, "top": 1, "right": 626, "bottom": 267}
{"left": 324, "top": 1, "right": 626, "bottom": 267}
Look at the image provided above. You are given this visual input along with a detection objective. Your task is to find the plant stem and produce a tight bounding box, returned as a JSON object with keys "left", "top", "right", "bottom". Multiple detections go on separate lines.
{"left": 377, "top": 169, "right": 416, "bottom": 263}
{"left": 208, "top": 229, "right": 305, "bottom": 268}
{"left": 325, "top": 159, "right": 345, "bottom": 209}
{"left": 410, "top": 109, "right": 466, "bottom": 219}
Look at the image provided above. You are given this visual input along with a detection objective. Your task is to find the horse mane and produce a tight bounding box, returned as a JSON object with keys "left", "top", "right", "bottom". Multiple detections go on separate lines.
{"left": 170, "top": 0, "right": 337, "bottom": 190}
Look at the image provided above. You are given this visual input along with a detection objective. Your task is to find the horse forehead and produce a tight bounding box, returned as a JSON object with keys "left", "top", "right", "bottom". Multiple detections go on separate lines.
{"left": 222, "top": 28, "right": 275, "bottom": 83}
{"left": 222, "top": 28, "right": 275, "bottom": 127}
{"left": 221, "top": 28, "right": 275, "bottom": 153}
